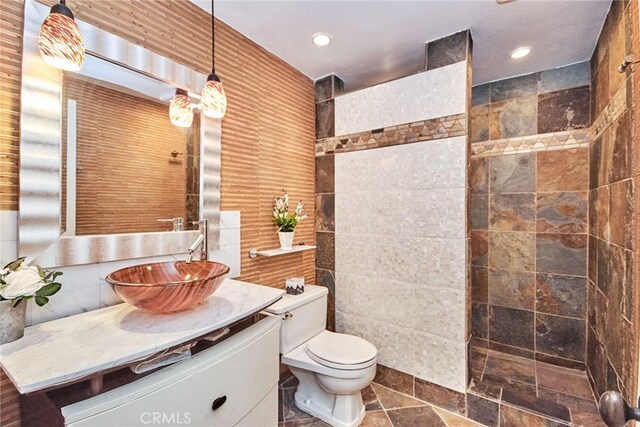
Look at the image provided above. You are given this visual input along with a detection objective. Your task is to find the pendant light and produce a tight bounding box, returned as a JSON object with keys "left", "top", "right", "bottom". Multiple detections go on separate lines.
{"left": 38, "top": 0, "right": 85, "bottom": 71}
{"left": 169, "top": 89, "right": 194, "bottom": 127}
{"left": 200, "top": 0, "right": 227, "bottom": 119}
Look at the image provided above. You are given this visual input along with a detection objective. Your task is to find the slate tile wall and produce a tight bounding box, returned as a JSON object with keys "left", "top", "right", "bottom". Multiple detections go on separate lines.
{"left": 470, "top": 61, "right": 591, "bottom": 144}
{"left": 469, "top": 56, "right": 596, "bottom": 371}
{"left": 314, "top": 75, "right": 343, "bottom": 331}
{"left": 470, "top": 147, "right": 590, "bottom": 368}
{"left": 586, "top": 0, "right": 638, "bottom": 402}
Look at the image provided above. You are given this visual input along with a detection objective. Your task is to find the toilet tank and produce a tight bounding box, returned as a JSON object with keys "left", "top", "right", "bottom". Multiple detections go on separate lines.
{"left": 263, "top": 285, "right": 328, "bottom": 354}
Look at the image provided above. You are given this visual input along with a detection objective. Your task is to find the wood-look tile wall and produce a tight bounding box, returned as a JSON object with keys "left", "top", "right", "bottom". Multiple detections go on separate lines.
{"left": 587, "top": 0, "right": 639, "bottom": 402}
{"left": 0, "top": 1, "right": 315, "bottom": 423}
{"left": 0, "top": 1, "right": 23, "bottom": 212}
{"left": 0, "top": 0, "right": 315, "bottom": 284}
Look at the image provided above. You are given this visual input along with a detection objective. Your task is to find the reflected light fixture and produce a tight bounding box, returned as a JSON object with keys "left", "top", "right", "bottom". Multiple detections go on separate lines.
{"left": 201, "top": 0, "right": 227, "bottom": 119}
{"left": 38, "top": 0, "right": 85, "bottom": 71}
{"left": 509, "top": 47, "right": 531, "bottom": 59}
{"left": 312, "top": 33, "right": 332, "bottom": 47}
{"left": 169, "top": 89, "right": 194, "bottom": 127}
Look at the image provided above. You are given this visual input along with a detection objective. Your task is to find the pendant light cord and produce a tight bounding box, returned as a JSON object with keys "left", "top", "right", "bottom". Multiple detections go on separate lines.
{"left": 211, "top": 0, "right": 215, "bottom": 73}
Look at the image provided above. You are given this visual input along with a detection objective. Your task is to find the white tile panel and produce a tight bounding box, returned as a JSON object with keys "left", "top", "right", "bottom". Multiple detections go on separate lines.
{"left": 334, "top": 62, "right": 467, "bottom": 136}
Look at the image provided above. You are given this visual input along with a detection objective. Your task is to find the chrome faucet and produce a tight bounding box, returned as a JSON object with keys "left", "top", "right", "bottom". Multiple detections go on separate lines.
{"left": 186, "top": 219, "right": 208, "bottom": 263}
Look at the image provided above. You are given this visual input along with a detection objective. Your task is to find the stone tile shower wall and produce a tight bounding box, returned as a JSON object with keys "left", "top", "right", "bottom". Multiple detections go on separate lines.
{"left": 469, "top": 63, "right": 592, "bottom": 369}
{"left": 587, "top": 0, "right": 639, "bottom": 402}
{"left": 314, "top": 74, "right": 343, "bottom": 331}
{"left": 470, "top": 151, "right": 590, "bottom": 367}
{"left": 470, "top": 62, "right": 591, "bottom": 156}
{"left": 315, "top": 31, "right": 471, "bottom": 394}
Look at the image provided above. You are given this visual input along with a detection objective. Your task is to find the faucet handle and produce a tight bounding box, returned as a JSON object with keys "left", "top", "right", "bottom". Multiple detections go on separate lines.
{"left": 599, "top": 391, "right": 640, "bottom": 426}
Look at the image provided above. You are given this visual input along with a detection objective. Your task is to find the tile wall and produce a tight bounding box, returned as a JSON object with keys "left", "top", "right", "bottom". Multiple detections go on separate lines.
{"left": 315, "top": 31, "right": 472, "bottom": 394}
{"left": 470, "top": 61, "right": 591, "bottom": 147}
{"left": 0, "top": 211, "right": 241, "bottom": 326}
{"left": 469, "top": 62, "right": 592, "bottom": 369}
{"left": 335, "top": 138, "right": 468, "bottom": 392}
{"left": 333, "top": 61, "right": 468, "bottom": 136}
{"left": 586, "top": 0, "right": 638, "bottom": 402}
{"left": 469, "top": 61, "right": 593, "bottom": 369}
{"left": 314, "top": 74, "right": 343, "bottom": 331}
{"left": 470, "top": 150, "right": 590, "bottom": 368}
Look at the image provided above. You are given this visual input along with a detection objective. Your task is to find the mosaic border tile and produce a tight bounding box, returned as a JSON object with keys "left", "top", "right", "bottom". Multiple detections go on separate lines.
{"left": 471, "top": 129, "right": 589, "bottom": 158}
{"left": 470, "top": 72, "right": 630, "bottom": 159}
{"left": 589, "top": 80, "right": 628, "bottom": 141}
{"left": 315, "top": 113, "right": 467, "bottom": 157}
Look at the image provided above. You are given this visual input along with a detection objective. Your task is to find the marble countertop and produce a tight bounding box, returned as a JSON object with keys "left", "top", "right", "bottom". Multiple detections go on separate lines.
{"left": 0, "top": 279, "right": 284, "bottom": 394}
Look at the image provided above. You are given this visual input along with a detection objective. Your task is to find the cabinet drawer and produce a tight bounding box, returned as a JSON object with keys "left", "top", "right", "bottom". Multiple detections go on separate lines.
{"left": 65, "top": 316, "right": 280, "bottom": 427}
{"left": 235, "top": 384, "right": 278, "bottom": 427}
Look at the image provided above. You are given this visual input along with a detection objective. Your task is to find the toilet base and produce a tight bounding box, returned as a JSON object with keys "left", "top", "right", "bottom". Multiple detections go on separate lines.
{"left": 290, "top": 367, "right": 366, "bottom": 427}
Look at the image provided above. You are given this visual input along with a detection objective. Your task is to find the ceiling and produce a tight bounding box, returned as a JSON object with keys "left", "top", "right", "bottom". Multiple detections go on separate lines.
{"left": 193, "top": 0, "right": 611, "bottom": 91}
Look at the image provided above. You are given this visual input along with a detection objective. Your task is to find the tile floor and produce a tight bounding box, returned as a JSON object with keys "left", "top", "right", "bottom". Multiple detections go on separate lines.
{"left": 468, "top": 347, "right": 605, "bottom": 426}
{"left": 278, "top": 369, "right": 482, "bottom": 427}
{"left": 278, "top": 348, "right": 607, "bottom": 427}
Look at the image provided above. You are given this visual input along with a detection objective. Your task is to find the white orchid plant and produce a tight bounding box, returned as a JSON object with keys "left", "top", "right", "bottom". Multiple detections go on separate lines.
{"left": 0, "top": 257, "right": 63, "bottom": 308}
{"left": 272, "top": 190, "right": 306, "bottom": 232}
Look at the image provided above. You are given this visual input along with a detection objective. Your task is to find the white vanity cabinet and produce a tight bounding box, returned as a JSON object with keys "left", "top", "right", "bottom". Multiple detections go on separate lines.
{"left": 61, "top": 316, "right": 281, "bottom": 427}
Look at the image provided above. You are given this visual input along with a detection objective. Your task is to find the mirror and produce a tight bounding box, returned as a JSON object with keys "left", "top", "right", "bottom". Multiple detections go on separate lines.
{"left": 20, "top": 0, "right": 221, "bottom": 267}
{"left": 60, "top": 54, "right": 200, "bottom": 236}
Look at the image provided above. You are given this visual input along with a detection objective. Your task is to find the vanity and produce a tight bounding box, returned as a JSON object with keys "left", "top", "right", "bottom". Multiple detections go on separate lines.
{"left": 0, "top": 279, "right": 284, "bottom": 426}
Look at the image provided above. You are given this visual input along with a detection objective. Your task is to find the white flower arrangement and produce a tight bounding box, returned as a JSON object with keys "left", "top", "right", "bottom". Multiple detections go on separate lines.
{"left": 0, "top": 257, "right": 63, "bottom": 307}
{"left": 272, "top": 190, "right": 306, "bottom": 232}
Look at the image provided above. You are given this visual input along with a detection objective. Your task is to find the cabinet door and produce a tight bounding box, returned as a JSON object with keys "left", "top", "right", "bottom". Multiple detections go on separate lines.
{"left": 66, "top": 317, "right": 280, "bottom": 427}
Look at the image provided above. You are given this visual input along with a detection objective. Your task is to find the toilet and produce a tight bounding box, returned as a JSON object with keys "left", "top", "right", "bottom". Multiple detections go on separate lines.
{"left": 264, "top": 285, "right": 377, "bottom": 427}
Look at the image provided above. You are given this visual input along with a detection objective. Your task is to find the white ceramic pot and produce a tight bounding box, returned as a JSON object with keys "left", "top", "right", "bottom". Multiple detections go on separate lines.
{"left": 0, "top": 300, "right": 26, "bottom": 344}
{"left": 278, "top": 231, "right": 295, "bottom": 251}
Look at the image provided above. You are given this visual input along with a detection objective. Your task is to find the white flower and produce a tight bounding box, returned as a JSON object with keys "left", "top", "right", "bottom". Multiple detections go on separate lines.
{"left": 0, "top": 266, "right": 44, "bottom": 299}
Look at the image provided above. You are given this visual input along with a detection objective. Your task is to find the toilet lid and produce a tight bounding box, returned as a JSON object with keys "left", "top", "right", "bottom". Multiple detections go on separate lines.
{"left": 306, "top": 331, "right": 377, "bottom": 369}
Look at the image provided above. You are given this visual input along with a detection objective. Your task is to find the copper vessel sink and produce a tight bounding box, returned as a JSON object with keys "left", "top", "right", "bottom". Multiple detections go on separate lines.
{"left": 106, "top": 261, "right": 230, "bottom": 314}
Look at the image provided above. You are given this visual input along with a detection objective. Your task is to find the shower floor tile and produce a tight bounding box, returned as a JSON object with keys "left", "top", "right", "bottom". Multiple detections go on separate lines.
{"left": 469, "top": 348, "right": 605, "bottom": 426}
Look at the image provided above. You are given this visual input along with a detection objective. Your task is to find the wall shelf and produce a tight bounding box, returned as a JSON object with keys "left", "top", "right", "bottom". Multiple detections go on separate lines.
{"left": 248, "top": 245, "right": 316, "bottom": 259}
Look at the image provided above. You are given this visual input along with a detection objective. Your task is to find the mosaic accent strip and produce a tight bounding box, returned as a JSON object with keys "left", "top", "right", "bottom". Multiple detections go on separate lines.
{"left": 470, "top": 69, "right": 627, "bottom": 159}
{"left": 470, "top": 129, "right": 589, "bottom": 158}
{"left": 590, "top": 81, "right": 628, "bottom": 141}
{"left": 315, "top": 113, "right": 466, "bottom": 156}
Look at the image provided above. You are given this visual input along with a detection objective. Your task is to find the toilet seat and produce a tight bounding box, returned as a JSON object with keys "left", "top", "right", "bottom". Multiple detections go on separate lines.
{"left": 305, "top": 331, "right": 377, "bottom": 370}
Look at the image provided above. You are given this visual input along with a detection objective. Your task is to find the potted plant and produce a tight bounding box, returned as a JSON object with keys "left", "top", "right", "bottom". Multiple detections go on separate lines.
{"left": 0, "top": 257, "right": 63, "bottom": 344}
{"left": 272, "top": 190, "right": 306, "bottom": 251}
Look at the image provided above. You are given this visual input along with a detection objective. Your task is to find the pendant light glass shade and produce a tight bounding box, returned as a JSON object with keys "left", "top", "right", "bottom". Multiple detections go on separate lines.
{"left": 201, "top": 73, "right": 227, "bottom": 119}
{"left": 38, "top": 1, "right": 85, "bottom": 71}
{"left": 201, "top": 0, "right": 227, "bottom": 119}
{"left": 169, "top": 89, "right": 194, "bottom": 127}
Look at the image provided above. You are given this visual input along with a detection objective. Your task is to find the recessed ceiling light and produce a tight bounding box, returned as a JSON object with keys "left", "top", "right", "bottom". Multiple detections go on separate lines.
{"left": 312, "top": 33, "right": 332, "bottom": 47}
{"left": 510, "top": 47, "right": 531, "bottom": 59}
